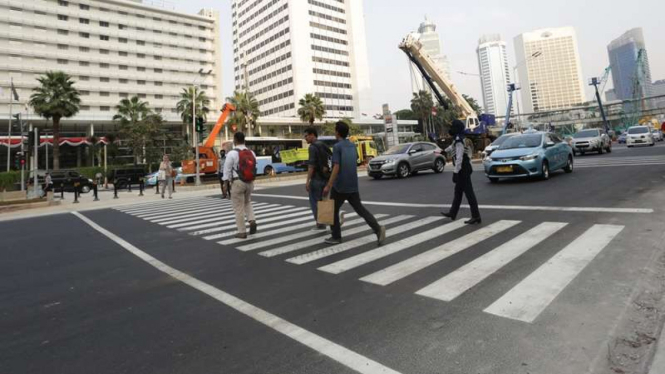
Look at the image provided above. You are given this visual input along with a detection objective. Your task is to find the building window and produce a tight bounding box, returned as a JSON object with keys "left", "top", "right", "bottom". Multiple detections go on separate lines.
{"left": 100, "top": 77, "right": 110, "bottom": 82}
{"left": 80, "top": 18, "right": 89, "bottom": 24}
{"left": 199, "top": 37, "right": 206, "bottom": 42}
{"left": 79, "top": 46, "right": 89, "bottom": 52}
{"left": 58, "top": 29, "right": 69, "bottom": 35}
{"left": 119, "top": 38, "right": 128, "bottom": 43}
{"left": 119, "top": 79, "right": 128, "bottom": 84}
{"left": 154, "top": 82, "right": 163, "bottom": 86}
{"left": 155, "top": 94, "right": 163, "bottom": 99}
{"left": 119, "top": 93, "right": 129, "bottom": 98}
{"left": 100, "top": 49, "right": 109, "bottom": 55}
{"left": 80, "top": 105, "right": 90, "bottom": 110}
{"left": 100, "top": 106, "right": 110, "bottom": 111}
{"left": 137, "top": 80, "right": 146, "bottom": 85}
{"left": 154, "top": 56, "right": 162, "bottom": 61}
{"left": 79, "top": 4, "right": 89, "bottom": 10}
{"left": 58, "top": 14, "right": 68, "bottom": 21}
{"left": 138, "top": 93, "right": 147, "bottom": 98}
{"left": 154, "top": 68, "right": 163, "bottom": 73}
{"left": 80, "top": 90, "right": 90, "bottom": 96}
{"left": 137, "top": 67, "right": 146, "bottom": 71}
{"left": 100, "top": 91, "right": 110, "bottom": 96}
{"left": 57, "top": 59, "right": 68, "bottom": 65}
{"left": 137, "top": 40, "right": 145, "bottom": 46}
{"left": 154, "top": 43, "right": 162, "bottom": 48}
{"left": 119, "top": 24, "right": 126, "bottom": 30}
{"left": 100, "top": 35, "right": 109, "bottom": 41}
{"left": 119, "top": 65, "right": 128, "bottom": 70}
{"left": 119, "top": 51, "right": 128, "bottom": 56}
{"left": 58, "top": 0, "right": 68, "bottom": 6}
{"left": 58, "top": 44, "right": 68, "bottom": 50}
{"left": 100, "top": 63, "right": 109, "bottom": 68}
{"left": 79, "top": 32, "right": 90, "bottom": 38}
{"left": 80, "top": 76, "right": 90, "bottom": 81}
{"left": 79, "top": 61, "right": 89, "bottom": 66}
{"left": 100, "top": 21, "right": 109, "bottom": 27}
{"left": 137, "top": 54, "right": 145, "bottom": 59}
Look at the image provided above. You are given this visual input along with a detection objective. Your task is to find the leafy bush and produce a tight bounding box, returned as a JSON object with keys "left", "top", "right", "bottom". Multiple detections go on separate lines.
{"left": 0, "top": 171, "right": 21, "bottom": 192}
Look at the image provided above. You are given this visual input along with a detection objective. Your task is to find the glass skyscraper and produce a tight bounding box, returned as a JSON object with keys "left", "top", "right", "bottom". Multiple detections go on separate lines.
{"left": 607, "top": 28, "right": 653, "bottom": 102}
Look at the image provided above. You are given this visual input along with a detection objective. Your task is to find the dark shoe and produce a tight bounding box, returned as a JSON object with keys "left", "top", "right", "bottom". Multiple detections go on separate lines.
{"left": 161, "top": 194, "right": 165, "bottom": 199}
{"left": 310, "top": 224, "right": 327, "bottom": 231}
{"left": 440, "top": 211, "right": 456, "bottom": 220}
{"left": 324, "top": 237, "right": 342, "bottom": 245}
{"left": 235, "top": 233, "right": 248, "bottom": 239}
{"left": 464, "top": 217, "right": 482, "bottom": 225}
{"left": 376, "top": 226, "right": 386, "bottom": 246}
{"left": 249, "top": 220, "right": 257, "bottom": 235}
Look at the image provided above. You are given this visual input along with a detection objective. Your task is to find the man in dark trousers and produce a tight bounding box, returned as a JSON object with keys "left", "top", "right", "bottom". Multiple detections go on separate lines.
{"left": 323, "top": 121, "right": 386, "bottom": 245}
{"left": 304, "top": 127, "right": 330, "bottom": 230}
{"left": 441, "top": 119, "right": 481, "bottom": 224}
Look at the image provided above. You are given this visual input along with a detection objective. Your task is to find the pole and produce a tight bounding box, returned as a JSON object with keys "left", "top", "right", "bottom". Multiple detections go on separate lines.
{"left": 7, "top": 78, "right": 13, "bottom": 172}
{"left": 193, "top": 86, "right": 201, "bottom": 186}
{"left": 33, "top": 127, "right": 38, "bottom": 197}
{"left": 591, "top": 78, "right": 610, "bottom": 134}
{"left": 20, "top": 114, "right": 24, "bottom": 191}
{"left": 103, "top": 143, "right": 107, "bottom": 188}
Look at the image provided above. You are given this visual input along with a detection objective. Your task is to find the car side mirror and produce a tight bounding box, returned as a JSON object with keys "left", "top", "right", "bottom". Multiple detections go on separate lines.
{"left": 408, "top": 149, "right": 417, "bottom": 155}
{"left": 545, "top": 141, "right": 555, "bottom": 148}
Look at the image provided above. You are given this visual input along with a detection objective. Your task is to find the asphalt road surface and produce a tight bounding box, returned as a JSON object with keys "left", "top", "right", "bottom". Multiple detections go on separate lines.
{"left": 2, "top": 143, "right": 664, "bottom": 374}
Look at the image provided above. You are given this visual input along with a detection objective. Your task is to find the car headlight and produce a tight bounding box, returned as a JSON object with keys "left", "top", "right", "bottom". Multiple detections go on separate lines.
{"left": 520, "top": 154, "right": 538, "bottom": 161}
{"left": 384, "top": 159, "right": 396, "bottom": 165}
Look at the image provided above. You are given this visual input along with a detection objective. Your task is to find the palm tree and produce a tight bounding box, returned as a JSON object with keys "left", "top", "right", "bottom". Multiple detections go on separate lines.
{"left": 176, "top": 87, "right": 210, "bottom": 135}
{"left": 113, "top": 96, "right": 157, "bottom": 164}
{"left": 29, "top": 71, "right": 81, "bottom": 170}
{"left": 227, "top": 91, "right": 260, "bottom": 134}
{"left": 410, "top": 90, "right": 434, "bottom": 134}
{"left": 298, "top": 94, "right": 326, "bottom": 125}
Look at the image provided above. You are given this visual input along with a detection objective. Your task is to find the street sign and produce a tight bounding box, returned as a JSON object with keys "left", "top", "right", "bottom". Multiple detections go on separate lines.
{"left": 383, "top": 104, "right": 399, "bottom": 148}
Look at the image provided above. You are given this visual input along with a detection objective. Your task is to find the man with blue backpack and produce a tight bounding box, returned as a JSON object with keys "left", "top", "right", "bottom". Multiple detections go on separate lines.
{"left": 222, "top": 132, "right": 258, "bottom": 239}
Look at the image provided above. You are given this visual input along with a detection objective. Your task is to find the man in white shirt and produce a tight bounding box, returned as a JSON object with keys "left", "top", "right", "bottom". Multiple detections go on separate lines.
{"left": 222, "top": 132, "right": 257, "bottom": 239}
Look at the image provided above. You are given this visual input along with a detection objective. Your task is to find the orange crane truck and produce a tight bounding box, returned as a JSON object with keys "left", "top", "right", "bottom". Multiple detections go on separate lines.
{"left": 182, "top": 103, "right": 236, "bottom": 175}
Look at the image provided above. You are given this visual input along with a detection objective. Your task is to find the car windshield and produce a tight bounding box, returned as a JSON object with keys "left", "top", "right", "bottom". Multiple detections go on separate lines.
{"left": 499, "top": 134, "right": 542, "bottom": 149}
{"left": 574, "top": 130, "right": 599, "bottom": 138}
{"left": 384, "top": 144, "right": 411, "bottom": 155}
{"left": 628, "top": 127, "right": 649, "bottom": 134}
{"left": 491, "top": 135, "right": 513, "bottom": 146}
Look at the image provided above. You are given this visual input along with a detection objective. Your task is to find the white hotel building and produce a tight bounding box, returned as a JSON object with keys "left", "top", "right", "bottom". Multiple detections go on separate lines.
{"left": 0, "top": 0, "right": 223, "bottom": 139}
{"left": 476, "top": 34, "right": 511, "bottom": 116}
{"left": 231, "top": 0, "right": 375, "bottom": 126}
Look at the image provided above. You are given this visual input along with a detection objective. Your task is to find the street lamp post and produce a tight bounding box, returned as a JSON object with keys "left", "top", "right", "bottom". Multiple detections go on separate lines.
{"left": 512, "top": 51, "right": 542, "bottom": 130}
{"left": 192, "top": 68, "right": 213, "bottom": 186}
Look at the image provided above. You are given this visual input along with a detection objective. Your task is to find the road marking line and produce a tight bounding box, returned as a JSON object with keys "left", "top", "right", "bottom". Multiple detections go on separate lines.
{"left": 149, "top": 205, "right": 238, "bottom": 222}
{"left": 576, "top": 162, "right": 665, "bottom": 168}
{"left": 115, "top": 197, "right": 207, "bottom": 211}
{"left": 72, "top": 212, "right": 402, "bottom": 374}
{"left": 125, "top": 200, "right": 222, "bottom": 216}
{"left": 360, "top": 220, "right": 521, "bottom": 286}
{"left": 251, "top": 194, "right": 653, "bottom": 214}
{"left": 165, "top": 204, "right": 288, "bottom": 228}
{"left": 181, "top": 210, "right": 312, "bottom": 232}
{"left": 199, "top": 215, "right": 317, "bottom": 239}
{"left": 287, "top": 216, "right": 443, "bottom": 265}
{"left": 416, "top": 222, "right": 568, "bottom": 302}
{"left": 235, "top": 214, "right": 385, "bottom": 252}
{"left": 216, "top": 213, "right": 359, "bottom": 244}
{"left": 155, "top": 206, "right": 239, "bottom": 225}
{"left": 258, "top": 215, "right": 409, "bottom": 258}
{"left": 483, "top": 224, "right": 624, "bottom": 323}
{"left": 318, "top": 220, "right": 468, "bottom": 275}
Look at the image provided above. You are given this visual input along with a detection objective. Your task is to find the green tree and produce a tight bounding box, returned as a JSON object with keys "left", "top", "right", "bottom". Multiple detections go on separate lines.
{"left": 298, "top": 93, "right": 326, "bottom": 125}
{"left": 321, "top": 118, "right": 363, "bottom": 136}
{"left": 227, "top": 91, "right": 260, "bottom": 134}
{"left": 410, "top": 90, "right": 435, "bottom": 134}
{"left": 29, "top": 71, "right": 81, "bottom": 170}
{"left": 177, "top": 87, "right": 210, "bottom": 134}
{"left": 113, "top": 96, "right": 160, "bottom": 165}
{"left": 394, "top": 109, "right": 418, "bottom": 121}
{"left": 462, "top": 94, "right": 482, "bottom": 116}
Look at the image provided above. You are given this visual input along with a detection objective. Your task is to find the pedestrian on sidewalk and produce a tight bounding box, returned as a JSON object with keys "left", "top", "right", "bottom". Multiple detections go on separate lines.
{"left": 43, "top": 172, "right": 53, "bottom": 193}
{"left": 440, "top": 119, "right": 481, "bottom": 224}
{"left": 223, "top": 132, "right": 257, "bottom": 239}
{"left": 218, "top": 149, "right": 227, "bottom": 198}
{"left": 159, "top": 154, "right": 174, "bottom": 199}
{"left": 304, "top": 127, "right": 332, "bottom": 231}
{"left": 323, "top": 121, "right": 386, "bottom": 245}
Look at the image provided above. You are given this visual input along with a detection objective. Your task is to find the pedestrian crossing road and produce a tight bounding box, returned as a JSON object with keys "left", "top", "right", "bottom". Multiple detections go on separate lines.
{"left": 114, "top": 196, "right": 626, "bottom": 324}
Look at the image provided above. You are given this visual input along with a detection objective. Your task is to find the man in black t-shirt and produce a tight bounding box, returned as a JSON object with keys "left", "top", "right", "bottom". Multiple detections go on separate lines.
{"left": 304, "top": 127, "right": 330, "bottom": 230}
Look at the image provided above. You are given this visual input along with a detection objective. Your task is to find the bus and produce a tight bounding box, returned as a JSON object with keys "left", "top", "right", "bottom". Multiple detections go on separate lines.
{"left": 222, "top": 137, "right": 306, "bottom": 176}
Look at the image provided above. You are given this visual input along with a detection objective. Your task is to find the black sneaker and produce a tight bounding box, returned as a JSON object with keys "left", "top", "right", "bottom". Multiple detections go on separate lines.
{"left": 324, "top": 237, "right": 342, "bottom": 244}
{"left": 310, "top": 224, "right": 327, "bottom": 231}
{"left": 376, "top": 226, "right": 386, "bottom": 246}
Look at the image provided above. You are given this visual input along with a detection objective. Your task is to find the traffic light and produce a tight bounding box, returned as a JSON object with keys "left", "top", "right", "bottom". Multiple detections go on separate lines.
{"left": 19, "top": 153, "right": 26, "bottom": 167}
{"left": 11, "top": 114, "right": 21, "bottom": 132}
{"left": 195, "top": 117, "right": 205, "bottom": 133}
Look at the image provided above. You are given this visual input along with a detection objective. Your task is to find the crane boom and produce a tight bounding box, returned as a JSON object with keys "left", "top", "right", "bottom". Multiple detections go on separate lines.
{"left": 399, "top": 33, "right": 478, "bottom": 129}
{"left": 203, "top": 103, "right": 236, "bottom": 149}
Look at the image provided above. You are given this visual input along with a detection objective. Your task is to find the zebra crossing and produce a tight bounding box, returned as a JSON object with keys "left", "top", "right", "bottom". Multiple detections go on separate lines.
{"left": 114, "top": 197, "right": 625, "bottom": 323}
{"left": 575, "top": 154, "right": 665, "bottom": 168}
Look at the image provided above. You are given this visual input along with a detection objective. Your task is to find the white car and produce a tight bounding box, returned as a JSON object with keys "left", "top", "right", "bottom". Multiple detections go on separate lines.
{"left": 651, "top": 129, "right": 664, "bottom": 142}
{"left": 626, "top": 126, "right": 655, "bottom": 147}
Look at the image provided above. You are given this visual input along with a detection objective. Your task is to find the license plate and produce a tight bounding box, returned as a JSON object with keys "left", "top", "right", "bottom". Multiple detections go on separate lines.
{"left": 635, "top": 140, "right": 643, "bottom": 143}
{"left": 497, "top": 166, "right": 513, "bottom": 173}
{"left": 370, "top": 165, "right": 380, "bottom": 169}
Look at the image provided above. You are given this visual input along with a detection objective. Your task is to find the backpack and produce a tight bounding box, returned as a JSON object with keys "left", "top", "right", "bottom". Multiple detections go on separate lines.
{"left": 313, "top": 141, "right": 333, "bottom": 180}
{"left": 233, "top": 148, "right": 257, "bottom": 183}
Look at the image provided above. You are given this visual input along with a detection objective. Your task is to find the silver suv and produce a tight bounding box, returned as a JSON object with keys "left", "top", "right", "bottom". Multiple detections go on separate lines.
{"left": 368, "top": 142, "right": 446, "bottom": 179}
{"left": 571, "top": 128, "right": 612, "bottom": 155}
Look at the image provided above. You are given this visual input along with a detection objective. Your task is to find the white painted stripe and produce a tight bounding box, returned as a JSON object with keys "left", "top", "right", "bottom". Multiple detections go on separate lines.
{"left": 216, "top": 213, "right": 359, "bottom": 244}
{"left": 319, "top": 220, "right": 468, "bottom": 275}
{"left": 115, "top": 197, "right": 205, "bottom": 211}
{"left": 140, "top": 202, "right": 237, "bottom": 220}
{"left": 72, "top": 212, "right": 402, "bottom": 374}
{"left": 234, "top": 214, "right": 383, "bottom": 251}
{"left": 258, "top": 215, "right": 411, "bottom": 258}
{"left": 165, "top": 204, "right": 289, "bottom": 228}
{"left": 360, "top": 220, "right": 521, "bottom": 286}
{"left": 287, "top": 216, "right": 443, "bottom": 265}
{"left": 576, "top": 162, "right": 665, "bottom": 168}
{"left": 126, "top": 200, "right": 220, "bottom": 216}
{"left": 251, "top": 194, "right": 653, "bottom": 214}
{"left": 416, "top": 222, "right": 568, "bottom": 302}
{"left": 169, "top": 206, "right": 305, "bottom": 230}
{"left": 180, "top": 210, "right": 313, "bottom": 232}
{"left": 149, "top": 204, "right": 237, "bottom": 222}
{"left": 483, "top": 224, "right": 623, "bottom": 323}
{"left": 199, "top": 215, "right": 317, "bottom": 239}
{"left": 154, "top": 203, "right": 272, "bottom": 225}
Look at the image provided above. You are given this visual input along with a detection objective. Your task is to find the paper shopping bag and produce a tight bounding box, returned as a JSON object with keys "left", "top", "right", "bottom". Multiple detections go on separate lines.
{"left": 317, "top": 199, "right": 335, "bottom": 225}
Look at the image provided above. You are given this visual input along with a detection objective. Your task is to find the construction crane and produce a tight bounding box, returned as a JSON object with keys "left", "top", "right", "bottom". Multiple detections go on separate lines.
{"left": 589, "top": 66, "right": 611, "bottom": 134}
{"left": 182, "top": 103, "right": 236, "bottom": 175}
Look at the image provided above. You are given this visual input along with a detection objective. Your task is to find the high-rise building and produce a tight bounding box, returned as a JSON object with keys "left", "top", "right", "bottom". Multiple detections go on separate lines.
{"left": 607, "top": 28, "right": 653, "bottom": 102}
{"left": 409, "top": 17, "right": 450, "bottom": 95}
{"left": 0, "top": 0, "right": 222, "bottom": 136}
{"left": 231, "top": 0, "right": 372, "bottom": 120}
{"left": 514, "top": 27, "right": 586, "bottom": 113}
{"left": 476, "top": 34, "right": 511, "bottom": 116}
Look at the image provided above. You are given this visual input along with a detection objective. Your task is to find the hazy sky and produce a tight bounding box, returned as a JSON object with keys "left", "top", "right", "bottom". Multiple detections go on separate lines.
{"left": 175, "top": 0, "right": 664, "bottom": 114}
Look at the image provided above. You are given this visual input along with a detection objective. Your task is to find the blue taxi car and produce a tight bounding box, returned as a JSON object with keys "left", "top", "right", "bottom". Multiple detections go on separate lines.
{"left": 483, "top": 131, "right": 574, "bottom": 183}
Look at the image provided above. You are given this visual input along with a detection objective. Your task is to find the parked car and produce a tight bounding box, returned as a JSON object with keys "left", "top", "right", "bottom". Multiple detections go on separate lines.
{"left": 626, "top": 126, "right": 655, "bottom": 147}
{"left": 483, "top": 132, "right": 573, "bottom": 183}
{"left": 110, "top": 167, "right": 147, "bottom": 189}
{"left": 571, "top": 128, "right": 612, "bottom": 155}
{"left": 145, "top": 167, "right": 185, "bottom": 186}
{"left": 618, "top": 132, "right": 627, "bottom": 144}
{"left": 50, "top": 170, "right": 94, "bottom": 193}
{"left": 481, "top": 133, "right": 518, "bottom": 160}
{"left": 368, "top": 142, "right": 446, "bottom": 179}
{"left": 651, "top": 129, "right": 664, "bottom": 142}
